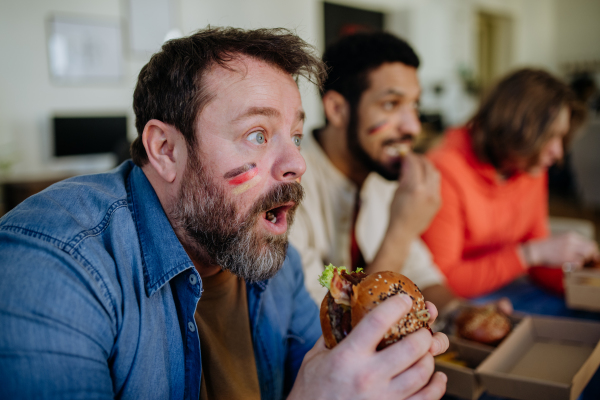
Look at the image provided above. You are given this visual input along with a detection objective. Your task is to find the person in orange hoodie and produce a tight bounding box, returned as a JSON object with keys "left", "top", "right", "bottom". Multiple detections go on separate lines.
{"left": 421, "top": 68, "right": 599, "bottom": 317}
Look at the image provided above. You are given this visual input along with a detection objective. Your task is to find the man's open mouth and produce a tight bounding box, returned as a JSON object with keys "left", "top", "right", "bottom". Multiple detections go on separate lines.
{"left": 384, "top": 142, "right": 411, "bottom": 157}
{"left": 263, "top": 202, "right": 295, "bottom": 225}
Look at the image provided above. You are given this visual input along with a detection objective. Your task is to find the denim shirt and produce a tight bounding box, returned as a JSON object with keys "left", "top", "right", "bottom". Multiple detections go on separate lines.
{"left": 0, "top": 161, "right": 321, "bottom": 400}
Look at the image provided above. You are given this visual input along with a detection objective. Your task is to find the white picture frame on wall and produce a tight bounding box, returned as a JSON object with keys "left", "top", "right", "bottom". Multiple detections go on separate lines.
{"left": 47, "top": 15, "right": 124, "bottom": 84}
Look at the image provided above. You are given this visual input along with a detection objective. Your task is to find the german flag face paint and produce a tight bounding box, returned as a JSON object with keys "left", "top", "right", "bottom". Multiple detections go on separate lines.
{"left": 224, "top": 163, "right": 262, "bottom": 195}
{"left": 367, "top": 120, "right": 391, "bottom": 135}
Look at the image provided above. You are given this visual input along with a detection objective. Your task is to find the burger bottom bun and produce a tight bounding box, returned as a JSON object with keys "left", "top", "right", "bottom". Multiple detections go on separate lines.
{"left": 320, "top": 293, "right": 339, "bottom": 349}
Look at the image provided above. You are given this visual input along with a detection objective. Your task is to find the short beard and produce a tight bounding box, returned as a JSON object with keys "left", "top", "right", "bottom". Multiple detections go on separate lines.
{"left": 170, "top": 151, "right": 304, "bottom": 282}
{"left": 346, "top": 104, "right": 401, "bottom": 181}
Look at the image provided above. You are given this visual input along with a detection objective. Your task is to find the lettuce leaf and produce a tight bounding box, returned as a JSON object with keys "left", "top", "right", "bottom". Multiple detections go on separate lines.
{"left": 317, "top": 264, "right": 363, "bottom": 290}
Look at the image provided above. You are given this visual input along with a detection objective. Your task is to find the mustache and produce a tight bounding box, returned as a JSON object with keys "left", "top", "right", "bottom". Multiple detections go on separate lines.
{"left": 248, "top": 181, "right": 305, "bottom": 218}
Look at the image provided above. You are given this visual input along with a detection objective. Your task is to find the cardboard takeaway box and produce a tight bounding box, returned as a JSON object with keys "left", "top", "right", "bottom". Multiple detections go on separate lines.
{"left": 476, "top": 316, "right": 600, "bottom": 400}
{"left": 433, "top": 306, "right": 524, "bottom": 399}
{"left": 564, "top": 269, "right": 600, "bottom": 312}
{"left": 434, "top": 336, "right": 493, "bottom": 400}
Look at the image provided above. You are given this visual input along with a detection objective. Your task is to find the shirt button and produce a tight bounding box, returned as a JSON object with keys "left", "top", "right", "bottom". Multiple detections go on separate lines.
{"left": 188, "top": 321, "right": 196, "bottom": 332}
{"left": 189, "top": 273, "right": 197, "bottom": 285}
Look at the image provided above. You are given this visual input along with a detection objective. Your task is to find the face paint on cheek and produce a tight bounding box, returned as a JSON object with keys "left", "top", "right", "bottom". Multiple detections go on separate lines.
{"left": 367, "top": 120, "right": 391, "bottom": 135}
{"left": 224, "top": 163, "right": 262, "bottom": 195}
{"left": 231, "top": 174, "right": 262, "bottom": 195}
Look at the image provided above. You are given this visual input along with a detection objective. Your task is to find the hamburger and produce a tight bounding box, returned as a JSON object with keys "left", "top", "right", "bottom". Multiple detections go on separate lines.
{"left": 454, "top": 305, "right": 511, "bottom": 346}
{"left": 318, "top": 265, "right": 431, "bottom": 350}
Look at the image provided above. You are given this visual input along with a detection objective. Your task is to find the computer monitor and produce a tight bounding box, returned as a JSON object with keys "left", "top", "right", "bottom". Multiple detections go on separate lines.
{"left": 52, "top": 115, "right": 128, "bottom": 157}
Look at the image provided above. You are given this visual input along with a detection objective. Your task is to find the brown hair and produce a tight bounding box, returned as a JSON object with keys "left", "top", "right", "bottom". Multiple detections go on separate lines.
{"left": 469, "top": 68, "right": 586, "bottom": 174}
{"left": 131, "top": 26, "right": 326, "bottom": 166}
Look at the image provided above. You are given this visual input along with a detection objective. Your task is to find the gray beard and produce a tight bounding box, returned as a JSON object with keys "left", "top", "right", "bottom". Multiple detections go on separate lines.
{"left": 169, "top": 152, "right": 303, "bottom": 282}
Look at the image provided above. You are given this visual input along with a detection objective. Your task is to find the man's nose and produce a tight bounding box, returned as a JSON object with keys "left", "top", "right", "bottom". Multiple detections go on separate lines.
{"left": 397, "top": 106, "right": 421, "bottom": 138}
{"left": 273, "top": 138, "right": 306, "bottom": 182}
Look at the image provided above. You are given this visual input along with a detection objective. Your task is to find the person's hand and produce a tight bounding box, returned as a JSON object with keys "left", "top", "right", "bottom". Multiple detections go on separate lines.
{"left": 522, "top": 232, "right": 600, "bottom": 269}
{"left": 495, "top": 297, "right": 513, "bottom": 315}
{"left": 388, "top": 153, "right": 441, "bottom": 238}
{"left": 288, "top": 295, "right": 449, "bottom": 400}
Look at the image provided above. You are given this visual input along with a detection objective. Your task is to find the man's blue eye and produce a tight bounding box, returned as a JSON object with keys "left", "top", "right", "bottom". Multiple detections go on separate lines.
{"left": 248, "top": 131, "right": 266, "bottom": 144}
{"left": 293, "top": 136, "right": 302, "bottom": 147}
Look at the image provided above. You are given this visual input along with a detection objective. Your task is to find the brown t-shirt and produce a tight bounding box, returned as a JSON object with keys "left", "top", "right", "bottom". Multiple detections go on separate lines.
{"left": 195, "top": 270, "right": 261, "bottom": 400}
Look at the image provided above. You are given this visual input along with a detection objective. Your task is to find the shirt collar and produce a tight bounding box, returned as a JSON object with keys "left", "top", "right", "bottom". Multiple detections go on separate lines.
{"left": 128, "top": 165, "right": 194, "bottom": 297}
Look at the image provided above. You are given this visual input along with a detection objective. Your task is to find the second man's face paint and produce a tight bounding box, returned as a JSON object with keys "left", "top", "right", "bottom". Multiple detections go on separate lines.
{"left": 224, "top": 162, "right": 263, "bottom": 195}
{"left": 367, "top": 120, "right": 391, "bottom": 135}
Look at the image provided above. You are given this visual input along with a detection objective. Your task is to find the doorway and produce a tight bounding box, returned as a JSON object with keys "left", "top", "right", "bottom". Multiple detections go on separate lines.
{"left": 477, "top": 11, "right": 513, "bottom": 93}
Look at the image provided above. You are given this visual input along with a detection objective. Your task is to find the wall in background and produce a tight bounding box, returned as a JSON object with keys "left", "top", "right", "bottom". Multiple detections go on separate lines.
{"left": 0, "top": 0, "right": 142, "bottom": 177}
{"left": 0, "top": 0, "right": 598, "bottom": 178}
{"left": 556, "top": 0, "right": 600, "bottom": 65}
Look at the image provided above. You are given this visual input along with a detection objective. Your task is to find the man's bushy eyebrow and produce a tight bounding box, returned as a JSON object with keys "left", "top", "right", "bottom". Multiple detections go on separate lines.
{"left": 233, "top": 107, "right": 305, "bottom": 124}
{"left": 233, "top": 107, "right": 281, "bottom": 122}
{"left": 298, "top": 110, "right": 306, "bottom": 122}
{"left": 381, "top": 89, "right": 406, "bottom": 97}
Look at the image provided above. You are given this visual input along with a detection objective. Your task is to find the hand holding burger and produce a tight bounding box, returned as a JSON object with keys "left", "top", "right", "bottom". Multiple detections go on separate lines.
{"left": 288, "top": 265, "right": 449, "bottom": 400}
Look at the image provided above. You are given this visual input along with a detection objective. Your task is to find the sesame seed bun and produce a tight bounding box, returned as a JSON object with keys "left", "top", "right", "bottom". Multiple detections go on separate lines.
{"left": 351, "top": 271, "right": 429, "bottom": 349}
{"left": 320, "top": 270, "right": 430, "bottom": 350}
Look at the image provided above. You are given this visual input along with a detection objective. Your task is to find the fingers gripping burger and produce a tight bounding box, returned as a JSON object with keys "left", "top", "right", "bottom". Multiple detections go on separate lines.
{"left": 318, "top": 265, "right": 431, "bottom": 350}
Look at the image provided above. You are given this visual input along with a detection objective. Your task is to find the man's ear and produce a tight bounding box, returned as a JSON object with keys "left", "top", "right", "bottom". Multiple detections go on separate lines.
{"left": 142, "top": 119, "right": 183, "bottom": 183}
{"left": 322, "top": 90, "right": 350, "bottom": 128}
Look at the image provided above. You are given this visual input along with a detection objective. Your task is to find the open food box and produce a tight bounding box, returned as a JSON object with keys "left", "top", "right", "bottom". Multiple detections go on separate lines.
{"left": 434, "top": 305, "right": 600, "bottom": 399}
{"left": 476, "top": 316, "right": 600, "bottom": 400}
{"left": 564, "top": 269, "right": 600, "bottom": 312}
{"left": 433, "top": 304, "right": 523, "bottom": 399}
{"left": 434, "top": 336, "right": 492, "bottom": 399}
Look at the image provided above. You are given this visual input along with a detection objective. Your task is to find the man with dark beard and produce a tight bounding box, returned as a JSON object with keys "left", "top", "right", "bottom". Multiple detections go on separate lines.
{"left": 289, "top": 31, "right": 459, "bottom": 311}
{"left": 0, "top": 27, "right": 448, "bottom": 400}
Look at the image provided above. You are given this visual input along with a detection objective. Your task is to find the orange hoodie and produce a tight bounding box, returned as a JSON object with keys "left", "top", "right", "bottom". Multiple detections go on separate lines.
{"left": 421, "top": 127, "right": 549, "bottom": 298}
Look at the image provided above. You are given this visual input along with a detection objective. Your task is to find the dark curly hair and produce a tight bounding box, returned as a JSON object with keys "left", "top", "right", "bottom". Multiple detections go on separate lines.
{"left": 321, "top": 31, "right": 420, "bottom": 108}
{"left": 131, "top": 26, "right": 326, "bottom": 166}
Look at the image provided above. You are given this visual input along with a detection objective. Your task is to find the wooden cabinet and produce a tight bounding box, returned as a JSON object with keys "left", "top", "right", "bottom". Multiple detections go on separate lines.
{"left": 0, "top": 176, "right": 68, "bottom": 216}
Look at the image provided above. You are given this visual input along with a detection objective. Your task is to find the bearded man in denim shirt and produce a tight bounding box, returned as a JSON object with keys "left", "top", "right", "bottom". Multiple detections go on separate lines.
{"left": 0, "top": 27, "right": 448, "bottom": 400}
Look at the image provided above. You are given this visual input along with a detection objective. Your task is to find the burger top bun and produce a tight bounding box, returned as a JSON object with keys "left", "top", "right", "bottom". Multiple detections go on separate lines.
{"left": 351, "top": 271, "right": 430, "bottom": 349}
